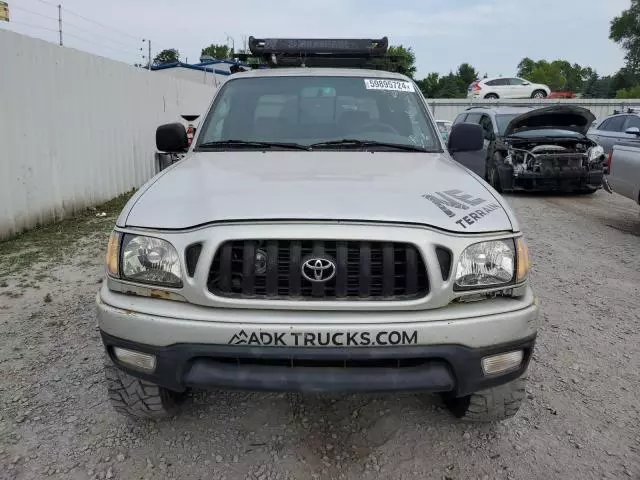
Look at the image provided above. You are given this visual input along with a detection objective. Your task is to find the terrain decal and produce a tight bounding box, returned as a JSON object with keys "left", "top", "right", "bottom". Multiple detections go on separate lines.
{"left": 228, "top": 329, "right": 418, "bottom": 347}
{"left": 422, "top": 189, "right": 502, "bottom": 229}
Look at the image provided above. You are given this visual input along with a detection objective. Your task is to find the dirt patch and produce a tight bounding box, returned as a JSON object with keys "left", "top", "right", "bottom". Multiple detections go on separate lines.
{"left": 0, "top": 191, "right": 134, "bottom": 279}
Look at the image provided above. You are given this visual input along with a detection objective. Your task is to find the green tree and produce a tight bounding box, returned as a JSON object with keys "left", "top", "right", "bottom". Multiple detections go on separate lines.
{"left": 417, "top": 72, "right": 440, "bottom": 98}
{"left": 437, "top": 72, "right": 463, "bottom": 98}
{"left": 417, "top": 63, "right": 480, "bottom": 98}
{"left": 552, "top": 60, "right": 587, "bottom": 92}
{"left": 456, "top": 63, "right": 479, "bottom": 87}
{"left": 610, "top": 0, "right": 640, "bottom": 75}
{"left": 527, "top": 60, "right": 565, "bottom": 91}
{"left": 616, "top": 85, "right": 640, "bottom": 98}
{"left": 372, "top": 45, "right": 417, "bottom": 77}
{"left": 201, "top": 44, "right": 234, "bottom": 60}
{"left": 517, "top": 57, "right": 536, "bottom": 79}
{"left": 612, "top": 67, "right": 638, "bottom": 92}
{"left": 153, "top": 48, "right": 180, "bottom": 65}
{"left": 517, "top": 58, "right": 592, "bottom": 92}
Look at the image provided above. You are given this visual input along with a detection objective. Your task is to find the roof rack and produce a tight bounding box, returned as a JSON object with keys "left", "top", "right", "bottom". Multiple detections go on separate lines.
{"left": 613, "top": 107, "right": 640, "bottom": 115}
{"left": 236, "top": 36, "right": 408, "bottom": 71}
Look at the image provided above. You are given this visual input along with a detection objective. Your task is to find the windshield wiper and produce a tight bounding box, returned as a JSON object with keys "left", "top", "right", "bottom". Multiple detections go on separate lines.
{"left": 308, "top": 139, "right": 430, "bottom": 152}
{"left": 197, "top": 140, "right": 310, "bottom": 150}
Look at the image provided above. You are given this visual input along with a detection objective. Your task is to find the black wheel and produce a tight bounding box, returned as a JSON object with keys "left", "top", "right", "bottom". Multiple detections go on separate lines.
{"left": 443, "top": 377, "right": 526, "bottom": 422}
{"left": 531, "top": 90, "right": 547, "bottom": 99}
{"left": 487, "top": 161, "right": 502, "bottom": 192}
{"left": 105, "top": 358, "right": 187, "bottom": 419}
{"left": 484, "top": 93, "right": 499, "bottom": 100}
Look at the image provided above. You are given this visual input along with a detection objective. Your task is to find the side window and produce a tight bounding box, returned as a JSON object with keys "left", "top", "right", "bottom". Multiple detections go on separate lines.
{"left": 487, "top": 79, "right": 509, "bottom": 86}
{"left": 509, "top": 78, "right": 525, "bottom": 86}
{"left": 479, "top": 115, "right": 494, "bottom": 140}
{"left": 601, "top": 115, "right": 626, "bottom": 132}
{"left": 597, "top": 119, "right": 610, "bottom": 131}
{"left": 624, "top": 115, "right": 640, "bottom": 130}
{"left": 453, "top": 113, "right": 467, "bottom": 125}
{"left": 464, "top": 113, "right": 482, "bottom": 124}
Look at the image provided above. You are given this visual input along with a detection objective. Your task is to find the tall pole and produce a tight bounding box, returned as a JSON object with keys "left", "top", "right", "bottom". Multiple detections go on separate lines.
{"left": 148, "top": 40, "right": 151, "bottom": 71}
{"left": 57, "top": 4, "right": 63, "bottom": 46}
{"left": 225, "top": 34, "right": 234, "bottom": 56}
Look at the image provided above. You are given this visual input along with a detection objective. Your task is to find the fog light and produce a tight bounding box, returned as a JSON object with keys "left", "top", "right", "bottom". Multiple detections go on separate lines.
{"left": 481, "top": 350, "right": 523, "bottom": 376}
{"left": 113, "top": 347, "right": 157, "bottom": 372}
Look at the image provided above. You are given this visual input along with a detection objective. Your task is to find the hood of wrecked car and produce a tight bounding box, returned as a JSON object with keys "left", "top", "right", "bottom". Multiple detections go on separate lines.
{"left": 118, "top": 152, "right": 516, "bottom": 234}
{"left": 504, "top": 105, "right": 596, "bottom": 137}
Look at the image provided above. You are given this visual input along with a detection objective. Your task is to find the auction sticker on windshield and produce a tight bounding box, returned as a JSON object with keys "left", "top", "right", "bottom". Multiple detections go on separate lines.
{"left": 364, "top": 79, "right": 415, "bottom": 92}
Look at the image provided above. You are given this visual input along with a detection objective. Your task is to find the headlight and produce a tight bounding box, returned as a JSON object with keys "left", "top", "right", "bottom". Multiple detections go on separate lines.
{"left": 588, "top": 145, "right": 604, "bottom": 162}
{"left": 454, "top": 239, "right": 515, "bottom": 290}
{"left": 120, "top": 234, "right": 182, "bottom": 287}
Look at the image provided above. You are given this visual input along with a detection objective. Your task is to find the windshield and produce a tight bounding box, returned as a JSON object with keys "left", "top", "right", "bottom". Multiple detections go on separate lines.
{"left": 495, "top": 113, "right": 527, "bottom": 134}
{"left": 195, "top": 76, "right": 441, "bottom": 151}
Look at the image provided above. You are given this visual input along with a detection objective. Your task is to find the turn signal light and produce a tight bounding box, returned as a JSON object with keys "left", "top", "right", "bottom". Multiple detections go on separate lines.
{"left": 113, "top": 347, "right": 157, "bottom": 372}
{"left": 481, "top": 350, "right": 523, "bottom": 375}
{"left": 516, "top": 237, "right": 530, "bottom": 282}
{"left": 105, "top": 231, "right": 121, "bottom": 277}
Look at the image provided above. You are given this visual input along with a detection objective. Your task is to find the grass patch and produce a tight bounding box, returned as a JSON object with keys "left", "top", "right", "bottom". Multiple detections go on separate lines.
{"left": 0, "top": 190, "right": 135, "bottom": 278}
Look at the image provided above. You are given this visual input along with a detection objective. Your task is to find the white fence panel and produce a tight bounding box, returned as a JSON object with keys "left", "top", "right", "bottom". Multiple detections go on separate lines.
{"left": 0, "top": 30, "right": 214, "bottom": 240}
{"left": 426, "top": 98, "right": 640, "bottom": 122}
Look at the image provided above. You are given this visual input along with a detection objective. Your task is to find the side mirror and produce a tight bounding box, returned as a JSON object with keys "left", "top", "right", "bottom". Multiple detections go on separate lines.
{"left": 522, "top": 81, "right": 530, "bottom": 86}
{"left": 447, "top": 123, "right": 484, "bottom": 153}
{"left": 625, "top": 126, "right": 640, "bottom": 136}
{"left": 156, "top": 123, "right": 188, "bottom": 152}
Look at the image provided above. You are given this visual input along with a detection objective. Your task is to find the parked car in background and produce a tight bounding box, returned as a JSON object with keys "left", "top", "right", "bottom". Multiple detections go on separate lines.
{"left": 436, "top": 120, "right": 452, "bottom": 141}
{"left": 468, "top": 77, "right": 550, "bottom": 100}
{"left": 587, "top": 108, "right": 640, "bottom": 172}
{"left": 607, "top": 144, "right": 640, "bottom": 204}
{"left": 451, "top": 105, "right": 606, "bottom": 193}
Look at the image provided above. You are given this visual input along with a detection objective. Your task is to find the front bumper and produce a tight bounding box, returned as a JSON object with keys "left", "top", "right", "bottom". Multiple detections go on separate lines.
{"left": 97, "top": 284, "right": 539, "bottom": 396}
{"left": 101, "top": 331, "right": 536, "bottom": 396}
{"left": 499, "top": 165, "right": 604, "bottom": 191}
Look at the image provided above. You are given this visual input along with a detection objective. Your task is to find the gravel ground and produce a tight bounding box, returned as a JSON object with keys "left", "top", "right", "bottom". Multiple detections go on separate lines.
{"left": 0, "top": 190, "right": 638, "bottom": 480}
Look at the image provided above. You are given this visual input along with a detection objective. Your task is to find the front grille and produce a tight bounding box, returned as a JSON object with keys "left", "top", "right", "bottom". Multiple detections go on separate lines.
{"left": 208, "top": 240, "right": 429, "bottom": 301}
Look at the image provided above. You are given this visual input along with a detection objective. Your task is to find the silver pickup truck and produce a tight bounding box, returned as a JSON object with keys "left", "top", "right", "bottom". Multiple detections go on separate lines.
{"left": 609, "top": 145, "right": 640, "bottom": 205}
{"left": 97, "top": 37, "right": 538, "bottom": 423}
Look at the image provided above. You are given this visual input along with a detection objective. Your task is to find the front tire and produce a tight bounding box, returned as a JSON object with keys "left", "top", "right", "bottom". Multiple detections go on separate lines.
{"left": 443, "top": 377, "right": 526, "bottom": 422}
{"left": 531, "top": 90, "right": 547, "bottom": 99}
{"left": 488, "top": 160, "right": 503, "bottom": 192}
{"left": 105, "top": 358, "right": 186, "bottom": 419}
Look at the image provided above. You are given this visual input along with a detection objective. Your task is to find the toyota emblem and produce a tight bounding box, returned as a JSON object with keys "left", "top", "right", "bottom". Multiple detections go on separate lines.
{"left": 301, "top": 256, "right": 336, "bottom": 283}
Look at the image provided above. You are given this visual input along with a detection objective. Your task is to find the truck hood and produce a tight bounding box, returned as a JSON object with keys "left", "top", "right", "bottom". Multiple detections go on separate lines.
{"left": 504, "top": 105, "right": 596, "bottom": 136}
{"left": 121, "top": 152, "right": 515, "bottom": 233}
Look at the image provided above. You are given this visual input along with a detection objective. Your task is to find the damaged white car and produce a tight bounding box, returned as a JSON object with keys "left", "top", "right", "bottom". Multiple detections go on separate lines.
{"left": 452, "top": 106, "right": 606, "bottom": 193}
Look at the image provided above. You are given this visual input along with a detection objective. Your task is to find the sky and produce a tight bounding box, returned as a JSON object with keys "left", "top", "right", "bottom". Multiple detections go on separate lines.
{"left": 2, "top": 0, "right": 631, "bottom": 79}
